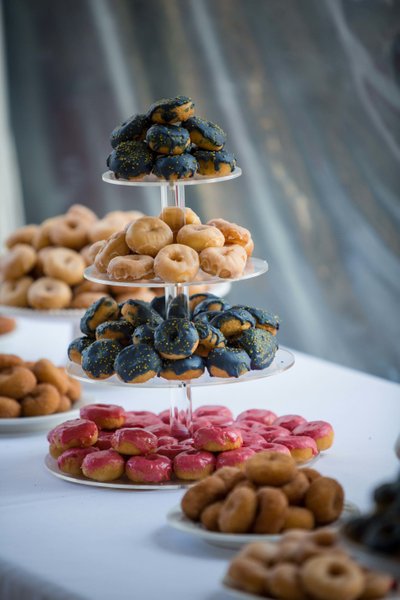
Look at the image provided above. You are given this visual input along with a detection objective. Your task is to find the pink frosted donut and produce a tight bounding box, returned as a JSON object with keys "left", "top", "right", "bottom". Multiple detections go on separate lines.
{"left": 240, "top": 431, "right": 269, "bottom": 449}
{"left": 95, "top": 430, "right": 114, "bottom": 450}
{"left": 216, "top": 447, "right": 255, "bottom": 469}
{"left": 193, "top": 405, "right": 233, "bottom": 420}
{"left": 292, "top": 420, "right": 334, "bottom": 451}
{"left": 79, "top": 404, "right": 125, "bottom": 430}
{"left": 193, "top": 426, "right": 243, "bottom": 452}
{"left": 157, "top": 443, "right": 194, "bottom": 460}
{"left": 49, "top": 418, "right": 98, "bottom": 451}
{"left": 157, "top": 435, "right": 178, "bottom": 447}
{"left": 273, "top": 414, "right": 307, "bottom": 431}
{"left": 173, "top": 449, "right": 216, "bottom": 480}
{"left": 236, "top": 409, "right": 277, "bottom": 426}
{"left": 277, "top": 435, "right": 318, "bottom": 462}
{"left": 194, "top": 415, "right": 234, "bottom": 428}
{"left": 158, "top": 409, "right": 170, "bottom": 424}
{"left": 126, "top": 454, "right": 172, "bottom": 483}
{"left": 145, "top": 422, "right": 171, "bottom": 437}
{"left": 256, "top": 442, "right": 291, "bottom": 456}
{"left": 57, "top": 447, "right": 99, "bottom": 476}
{"left": 124, "top": 411, "right": 162, "bottom": 428}
{"left": 258, "top": 425, "right": 291, "bottom": 443}
{"left": 111, "top": 428, "right": 158, "bottom": 455}
{"left": 82, "top": 449, "right": 125, "bottom": 482}
{"left": 180, "top": 438, "right": 194, "bottom": 446}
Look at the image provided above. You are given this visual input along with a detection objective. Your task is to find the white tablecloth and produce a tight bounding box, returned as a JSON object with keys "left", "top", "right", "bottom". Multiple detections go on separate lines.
{"left": 0, "top": 319, "right": 399, "bottom": 600}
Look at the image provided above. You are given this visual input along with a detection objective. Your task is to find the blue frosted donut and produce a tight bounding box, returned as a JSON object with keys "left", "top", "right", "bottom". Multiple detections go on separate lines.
{"left": 114, "top": 343, "right": 162, "bottom": 383}
{"left": 67, "top": 336, "right": 93, "bottom": 365}
{"left": 192, "top": 297, "right": 230, "bottom": 318}
{"left": 121, "top": 299, "right": 163, "bottom": 328}
{"left": 80, "top": 297, "right": 119, "bottom": 336}
{"left": 160, "top": 355, "right": 205, "bottom": 381}
{"left": 183, "top": 117, "right": 226, "bottom": 150}
{"left": 194, "top": 321, "right": 226, "bottom": 357}
{"left": 95, "top": 320, "right": 135, "bottom": 346}
{"left": 194, "top": 149, "right": 236, "bottom": 177}
{"left": 189, "top": 292, "right": 218, "bottom": 314}
{"left": 150, "top": 295, "right": 166, "bottom": 319}
{"left": 233, "top": 305, "right": 280, "bottom": 335}
{"left": 210, "top": 308, "right": 255, "bottom": 338}
{"left": 154, "top": 318, "right": 199, "bottom": 359}
{"left": 81, "top": 339, "right": 122, "bottom": 380}
{"left": 107, "top": 141, "right": 154, "bottom": 179}
{"left": 232, "top": 328, "right": 278, "bottom": 370}
{"left": 206, "top": 347, "right": 251, "bottom": 378}
{"left": 110, "top": 114, "right": 150, "bottom": 148}
{"left": 146, "top": 124, "right": 190, "bottom": 155}
{"left": 193, "top": 310, "right": 223, "bottom": 325}
{"left": 146, "top": 95, "right": 195, "bottom": 124}
{"left": 153, "top": 154, "right": 197, "bottom": 181}
{"left": 132, "top": 323, "right": 156, "bottom": 346}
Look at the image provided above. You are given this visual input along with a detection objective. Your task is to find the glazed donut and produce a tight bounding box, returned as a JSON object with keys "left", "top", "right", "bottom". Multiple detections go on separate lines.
{"left": 194, "top": 149, "right": 236, "bottom": 176}
{"left": 360, "top": 570, "right": 394, "bottom": 600}
{"left": 199, "top": 245, "right": 247, "bottom": 279}
{"left": 157, "top": 443, "right": 193, "bottom": 460}
{"left": 278, "top": 435, "right": 318, "bottom": 463}
{"left": 74, "top": 282, "right": 107, "bottom": 297}
{"left": 125, "top": 454, "right": 172, "bottom": 483}
{"left": 157, "top": 435, "right": 178, "bottom": 447}
{"left": 114, "top": 288, "right": 155, "bottom": 304}
{"left": 210, "top": 308, "right": 255, "bottom": 337}
{"left": 132, "top": 323, "right": 156, "bottom": 346}
{"left": 159, "top": 207, "right": 200, "bottom": 236}
{"left": 94, "top": 230, "right": 131, "bottom": 273}
{"left": 146, "top": 95, "right": 195, "bottom": 124}
{"left": 253, "top": 487, "right": 289, "bottom": 534}
{"left": 80, "top": 403, "right": 125, "bottom": 429}
{"left": 71, "top": 292, "right": 106, "bottom": 308}
{"left": 80, "top": 241, "right": 105, "bottom": 266}
{"left": 20, "top": 383, "right": 60, "bottom": 416}
{"left": 0, "top": 396, "right": 21, "bottom": 418}
{"left": 1, "top": 244, "right": 36, "bottom": 280}
{"left": 206, "top": 347, "right": 251, "bottom": 378}
{"left": 234, "top": 328, "right": 278, "bottom": 369}
{"left": 32, "top": 359, "right": 69, "bottom": 394}
{"left": 57, "top": 447, "right": 99, "bottom": 476}
{"left": 236, "top": 409, "right": 278, "bottom": 426}
{"left": 258, "top": 442, "right": 292, "bottom": 456}
{"left": 144, "top": 423, "right": 171, "bottom": 438}
{"left": 107, "top": 254, "right": 154, "bottom": 281}
{"left": 125, "top": 217, "right": 173, "bottom": 257}
{"left": 95, "top": 430, "right": 114, "bottom": 450}
{"left": 56, "top": 394, "right": 72, "bottom": 413}
{"left": 176, "top": 224, "right": 225, "bottom": 252}
{"left": 110, "top": 113, "right": 150, "bottom": 147}
{"left": 293, "top": 420, "right": 334, "bottom": 452}
{"left": 41, "top": 248, "right": 85, "bottom": 286}
{"left": 200, "top": 500, "right": 224, "bottom": 531}
{"left": 80, "top": 297, "right": 119, "bottom": 335}
{"left": 82, "top": 449, "right": 125, "bottom": 482}
{"left": 193, "top": 415, "right": 234, "bottom": 429}
{"left": 152, "top": 154, "right": 198, "bottom": 181}
{"left": 67, "top": 204, "right": 98, "bottom": 224}
{"left": 27, "top": 277, "right": 72, "bottom": 309}
{"left": 281, "top": 471, "right": 310, "bottom": 505}
{"left": 48, "top": 215, "right": 88, "bottom": 249}
{"left": 207, "top": 218, "right": 251, "bottom": 248}
{"left": 154, "top": 318, "right": 199, "bottom": 359}
{"left": 0, "top": 317, "right": 15, "bottom": 338}
{"left": 5, "top": 224, "right": 39, "bottom": 248}
{"left": 48, "top": 418, "right": 98, "bottom": 450}
{"left": 181, "top": 474, "right": 226, "bottom": 520}
{"left": 274, "top": 414, "right": 307, "bottom": 431}
{"left": 235, "top": 305, "right": 280, "bottom": 335}
{"left": 218, "top": 486, "right": 258, "bottom": 533}
{"left": 81, "top": 339, "right": 121, "bottom": 380}
{"left": 107, "top": 140, "right": 154, "bottom": 180}
{"left": 96, "top": 320, "right": 134, "bottom": 346}
{"left": 0, "top": 354, "right": 24, "bottom": 369}
{"left": 182, "top": 117, "right": 226, "bottom": 150}
{"left": 154, "top": 244, "right": 199, "bottom": 283}
{"left": 0, "top": 276, "right": 33, "bottom": 307}
{"left": 240, "top": 431, "right": 269, "bottom": 450}
{"left": 31, "top": 216, "right": 63, "bottom": 250}
{"left": 160, "top": 355, "right": 205, "bottom": 380}
{"left": 282, "top": 507, "right": 315, "bottom": 531}
{"left": 305, "top": 477, "right": 344, "bottom": 524}
{"left": 245, "top": 452, "right": 297, "bottom": 486}
{"left": 300, "top": 555, "right": 364, "bottom": 600}
{"left": 114, "top": 343, "right": 162, "bottom": 383}
{"left": 216, "top": 448, "right": 255, "bottom": 469}
{"left": 173, "top": 449, "right": 216, "bottom": 480}
{"left": 146, "top": 124, "right": 190, "bottom": 155}
{"left": 0, "top": 366, "right": 36, "bottom": 399}
{"left": 194, "top": 405, "right": 233, "bottom": 420}
{"left": 268, "top": 563, "right": 306, "bottom": 600}
{"left": 193, "top": 426, "right": 242, "bottom": 452}
{"left": 120, "top": 299, "right": 162, "bottom": 328}
{"left": 111, "top": 427, "right": 157, "bottom": 456}
{"left": 67, "top": 336, "right": 93, "bottom": 364}
{"left": 227, "top": 556, "right": 269, "bottom": 596}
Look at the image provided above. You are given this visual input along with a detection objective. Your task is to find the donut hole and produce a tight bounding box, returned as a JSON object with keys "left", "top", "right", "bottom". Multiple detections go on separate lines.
{"left": 328, "top": 563, "right": 346, "bottom": 577}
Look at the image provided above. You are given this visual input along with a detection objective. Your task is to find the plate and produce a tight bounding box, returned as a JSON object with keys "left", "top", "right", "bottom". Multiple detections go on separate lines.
{"left": 0, "top": 305, "right": 84, "bottom": 320}
{"left": 102, "top": 168, "right": 242, "bottom": 187}
{"left": 166, "top": 502, "right": 360, "bottom": 549}
{"left": 0, "top": 397, "right": 91, "bottom": 434}
{"left": 44, "top": 455, "right": 191, "bottom": 490}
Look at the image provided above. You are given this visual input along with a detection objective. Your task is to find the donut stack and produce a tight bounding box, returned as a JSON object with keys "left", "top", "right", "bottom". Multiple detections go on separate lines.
{"left": 107, "top": 95, "right": 237, "bottom": 181}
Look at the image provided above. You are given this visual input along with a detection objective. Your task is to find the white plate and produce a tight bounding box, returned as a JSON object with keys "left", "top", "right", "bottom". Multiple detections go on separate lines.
{"left": 44, "top": 455, "right": 191, "bottom": 490}
{"left": 0, "top": 396, "right": 91, "bottom": 434}
{"left": 0, "top": 305, "right": 84, "bottom": 320}
{"left": 166, "top": 503, "right": 360, "bottom": 549}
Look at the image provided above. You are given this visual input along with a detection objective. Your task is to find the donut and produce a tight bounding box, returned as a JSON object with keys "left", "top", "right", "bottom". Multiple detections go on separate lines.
{"left": 30, "top": 216, "right": 62, "bottom": 250}
{"left": 152, "top": 154, "right": 198, "bottom": 181}
{"left": 32, "top": 359, "right": 69, "bottom": 394}
{"left": 236, "top": 409, "right": 278, "bottom": 426}
{"left": 114, "top": 288, "right": 155, "bottom": 304}
{"left": 206, "top": 347, "right": 251, "bottom": 378}
{"left": 27, "top": 277, "right": 72, "bottom": 309}
{"left": 0, "top": 397, "right": 22, "bottom": 418}
{"left": 0, "top": 354, "right": 24, "bottom": 369}
{"left": 132, "top": 323, "right": 156, "bottom": 346}
{"left": 181, "top": 474, "right": 226, "bottom": 520}
{"left": 154, "top": 244, "right": 200, "bottom": 282}
{"left": 160, "top": 355, "right": 205, "bottom": 380}
{"left": 57, "top": 447, "right": 99, "bottom": 476}
{"left": 0, "top": 366, "right": 37, "bottom": 399}
{"left": 107, "top": 141, "right": 154, "bottom": 180}
{"left": 159, "top": 207, "right": 200, "bottom": 236}
{"left": 67, "top": 204, "right": 98, "bottom": 224}
{"left": 173, "top": 449, "right": 216, "bottom": 480}
{"left": 123, "top": 410, "right": 162, "bottom": 428}
{"left": 210, "top": 308, "right": 255, "bottom": 337}
{"left": 165, "top": 293, "right": 189, "bottom": 319}
{"left": 300, "top": 555, "right": 364, "bottom": 600}
{"left": 149, "top": 295, "right": 166, "bottom": 319}
{"left": 144, "top": 423, "right": 172, "bottom": 438}
{"left": 193, "top": 310, "right": 223, "bottom": 325}
{"left": 193, "top": 415, "right": 234, "bottom": 430}
{"left": 81, "top": 339, "right": 122, "bottom": 379}
{"left": 146, "top": 123, "right": 190, "bottom": 155}
{"left": 218, "top": 486, "right": 258, "bottom": 533}
{"left": 157, "top": 443, "right": 193, "bottom": 460}
{"left": 176, "top": 224, "right": 225, "bottom": 253}
{"left": 95, "top": 320, "right": 134, "bottom": 346}
{"left": 5, "top": 224, "right": 39, "bottom": 248}
{"left": 214, "top": 465, "right": 247, "bottom": 493}
{"left": 80, "top": 241, "right": 105, "bottom": 266}
{"left": 0, "top": 276, "right": 33, "bottom": 307}
{"left": 120, "top": 299, "right": 163, "bottom": 328}
{"left": 80, "top": 297, "right": 119, "bottom": 336}
{"left": 268, "top": 563, "right": 305, "bottom": 600}
{"left": 253, "top": 487, "right": 289, "bottom": 534}
{"left": 48, "top": 215, "right": 88, "bottom": 250}
{"left": 1, "top": 244, "right": 37, "bottom": 280}
{"left": 240, "top": 431, "right": 269, "bottom": 449}
{"left": 282, "top": 507, "right": 315, "bottom": 531}
{"left": 111, "top": 427, "right": 158, "bottom": 455}
{"left": 94, "top": 430, "right": 114, "bottom": 450}
{"left": 107, "top": 254, "right": 155, "bottom": 282}
{"left": 110, "top": 113, "right": 150, "bottom": 147}
{"left": 80, "top": 403, "right": 125, "bottom": 429}
{"left": 194, "top": 149, "right": 236, "bottom": 176}
{"left": 192, "top": 297, "right": 231, "bottom": 316}
{"left": 245, "top": 451, "right": 297, "bottom": 486}
{"left": 216, "top": 448, "right": 256, "bottom": 470}
{"left": 125, "top": 216, "right": 173, "bottom": 257}
{"left": 125, "top": 454, "right": 172, "bottom": 483}
{"left": 56, "top": 395, "right": 72, "bottom": 413}
{"left": 199, "top": 245, "right": 247, "bottom": 279}
{"left": 233, "top": 328, "right": 278, "bottom": 370}
{"left": 292, "top": 421, "right": 334, "bottom": 452}
{"left": 207, "top": 218, "right": 251, "bottom": 248}
{"left": 48, "top": 418, "right": 98, "bottom": 450}
{"left": 154, "top": 318, "right": 199, "bottom": 359}
{"left": 194, "top": 405, "right": 233, "bottom": 420}
{"left": 258, "top": 442, "right": 292, "bottom": 456}
{"left": 67, "top": 336, "right": 93, "bottom": 364}
{"left": 240, "top": 541, "right": 280, "bottom": 565}
{"left": 193, "top": 426, "right": 242, "bottom": 452}
{"left": 114, "top": 343, "right": 162, "bottom": 383}
{"left": 281, "top": 471, "right": 310, "bottom": 505}
{"left": 40, "top": 248, "right": 85, "bottom": 286}
{"left": 146, "top": 95, "right": 195, "bottom": 124}
{"left": 227, "top": 556, "right": 269, "bottom": 596}
{"left": 71, "top": 292, "right": 107, "bottom": 309}
{"left": 182, "top": 117, "right": 226, "bottom": 150}
{"left": 94, "top": 230, "right": 131, "bottom": 273}
{"left": 157, "top": 435, "right": 178, "bottom": 447}
{"left": 82, "top": 449, "right": 125, "bottom": 482}
{"left": 278, "top": 435, "right": 318, "bottom": 463}
{"left": 234, "top": 305, "right": 280, "bottom": 335}
{"left": 300, "top": 467, "right": 322, "bottom": 484}
{"left": 305, "top": 477, "right": 344, "bottom": 524}
{"left": 200, "top": 501, "right": 224, "bottom": 532}
{"left": 258, "top": 426, "right": 291, "bottom": 442}
{"left": 360, "top": 570, "right": 394, "bottom": 600}
{"left": 274, "top": 414, "right": 308, "bottom": 431}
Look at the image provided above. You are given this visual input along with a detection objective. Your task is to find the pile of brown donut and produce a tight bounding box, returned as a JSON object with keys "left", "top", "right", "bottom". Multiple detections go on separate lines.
{"left": 91, "top": 209, "right": 253, "bottom": 283}
{"left": 226, "top": 530, "right": 395, "bottom": 599}
{"left": 0, "top": 353, "right": 81, "bottom": 418}
{"left": 181, "top": 452, "right": 345, "bottom": 534}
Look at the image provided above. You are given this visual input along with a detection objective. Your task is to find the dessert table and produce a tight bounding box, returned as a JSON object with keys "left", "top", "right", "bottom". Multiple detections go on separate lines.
{"left": 0, "top": 318, "right": 399, "bottom": 600}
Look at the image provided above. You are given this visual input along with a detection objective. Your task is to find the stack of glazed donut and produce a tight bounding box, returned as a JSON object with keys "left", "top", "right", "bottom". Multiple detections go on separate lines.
{"left": 107, "top": 95, "right": 237, "bottom": 181}
{"left": 226, "top": 530, "right": 395, "bottom": 599}
{"left": 89, "top": 210, "right": 254, "bottom": 283}
{"left": 67, "top": 293, "right": 281, "bottom": 384}
{"left": 48, "top": 404, "right": 334, "bottom": 484}
{"left": 0, "top": 353, "right": 81, "bottom": 418}
{"left": 181, "top": 453, "right": 346, "bottom": 533}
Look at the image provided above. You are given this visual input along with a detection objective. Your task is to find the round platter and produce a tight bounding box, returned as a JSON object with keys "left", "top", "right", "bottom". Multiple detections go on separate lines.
{"left": 44, "top": 455, "right": 190, "bottom": 490}
{"left": 0, "top": 305, "right": 84, "bottom": 320}
{"left": 67, "top": 347, "right": 294, "bottom": 389}
{"left": 102, "top": 168, "right": 242, "bottom": 187}
{"left": 166, "top": 502, "right": 360, "bottom": 550}
{"left": 85, "top": 257, "right": 268, "bottom": 289}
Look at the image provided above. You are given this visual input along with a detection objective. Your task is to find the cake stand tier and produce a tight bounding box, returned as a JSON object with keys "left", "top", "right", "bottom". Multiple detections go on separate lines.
{"left": 102, "top": 168, "right": 242, "bottom": 187}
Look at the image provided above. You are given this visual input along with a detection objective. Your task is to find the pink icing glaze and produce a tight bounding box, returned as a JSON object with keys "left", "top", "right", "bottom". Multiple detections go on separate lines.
{"left": 157, "top": 435, "right": 178, "bottom": 447}
{"left": 193, "top": 426, "right": 243, "bottom": 451}
{"left": 95, "top": 430, "right": 114, "bottom": 450}
{"left": 173, "top": 449, "right": 216, "bottom": 476}
{"left": 193, "top": 405, "right": 233, "bottom": 420}
{"left": 292, "top": 420, "right": 333, "bottom": 439}
{"left": 193, "top": 415, "right": 234, "bottom": 428}
{"left": 126, "top": 454, "right": 172, "bottom": 483}
{"left": 157, "top": 443, "right": 194, "bottom": 459}
{"left": 57, "top": 446, "right": 99, "bottom": 473}
{"left": 79, "top": 404, "right": 125, "bottom": 429}
{"left": 124, "top": 411, "right": 162, "bottom": 428}
{"left": 144, "top": 422, "right": 171, "bottom": 437}
{"left": 240, "top": 431, "right": 269, "bottom": 449}
{"left": 82, "top": 449, "right": 125, "bottom": 477}
{"left": 277, "top": 435, "right": 318, "bottom": 455}
{"left": 180, "top": 438, "right": 194, "bottom": 446}
{"left": 236, "top": 409, "right": 277, "bottom": 426}
{"left": 158, "top": 409, "right": 170, "bottom": 424}
{"left": 216, "top": 447, "right": 255, "bottom": 469}
{"left": 50, "top": 419, "right": 98, "bottom": 449}
{"left": 255, "top": 442, "right": 291, "bottom": 455}
{"left": 258, "top": 425, "right": 291, "bottom": 443}
{"left": 111, "top": 428, "right": 158, "bottom": 455}
{"left": 273, "top": 414, "right": 307, "bottom": 431}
